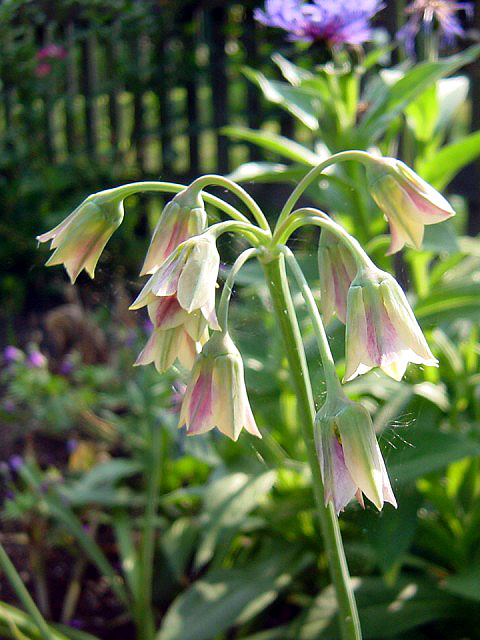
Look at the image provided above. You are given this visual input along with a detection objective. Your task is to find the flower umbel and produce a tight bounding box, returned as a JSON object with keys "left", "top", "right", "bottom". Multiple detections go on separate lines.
{"left": 344, "top": 266, "right": 437, "bottom": 381}
{"left": 37, "top": 189, "right": 125, "bottom": 283}
{"left": 366, "top": 156, "right": 455, "bottom": 254}
{"left": 254, "top": 0, "right": 384, "bottom": 45}
{"left": 315, "top": 396, "right": 396, "bottom": 514}
{"left": 318, "top": 230, "right": 357, "bottom": 325}
{"left": 141, "top": 186, "right": 207, "bottom": 276}
{"left": 179, "top": 331, "right": 261, "bottom": 441}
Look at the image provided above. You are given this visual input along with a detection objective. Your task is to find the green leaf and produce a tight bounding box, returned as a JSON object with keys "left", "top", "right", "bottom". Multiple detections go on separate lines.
{"left": 0, "top": 602, "right": 100, "bottom": 640}
{"left": 357, "top": 44, "right": 480, "bottom": 143}
{"left": 387, "top": 428, "right": 480, "bottom": 484}
{"left": 155, "top": 547, "right": 303, "bottom": 640}
{"left": 415, "top": 284, "right": 480, "bottom": 325}
{"left": 243, "top": 67, "right": 320, "bottom": 130}
{"left": 222, "top": 126, "right": 321, "bottom": 166}
{"left": 194, "top": 470, "right": 276, "bottom": 568}
{"left": 295, "top": 576, "right": 461, "bottom": 639}
{"left": 227, "top": 162, "right": 306, "bottom": 184}
{"left": 417, "top": 130, "right": 480, "bottom": 191}
{"left": 443, "top": 563, "right": 480, "bottom": 601}
{"left": 405, "top": 84, "right": 438, "bottom": 142}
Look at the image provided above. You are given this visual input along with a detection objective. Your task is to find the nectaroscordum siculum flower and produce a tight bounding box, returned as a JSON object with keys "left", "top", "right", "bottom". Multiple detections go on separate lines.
{"left": 37, "top": 189, "right": 125, "bottom": 283}
{"left": 344, "top": 266, "right": 437, "bottom": 381}
{"left": 365, "top": 156, "right": 455, "bottom": 254}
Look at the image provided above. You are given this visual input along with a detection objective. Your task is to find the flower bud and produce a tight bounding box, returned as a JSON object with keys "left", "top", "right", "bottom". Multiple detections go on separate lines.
{"left": 344, "top": 266, "right": 437, "bottom": 381}
{"left": 179, "top": 331, "right": 261, "bottom": 441}
{"left": 315, "top": 397, "right": 396, "bottom": 514}
{"left": 141, "top": 186, "right": 207, "bottom": 276}
{"left": 37, "top": 189, "right": 125, "bottom": 283}
{"left": 366, "top": 156, "right": 455, "bottom": 254}
{"left": 318, "top": 230, "right": 357, "bottom": 325}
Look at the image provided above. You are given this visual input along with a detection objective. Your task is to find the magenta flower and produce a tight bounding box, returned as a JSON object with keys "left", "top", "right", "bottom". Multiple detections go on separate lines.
{"left": 130, "top": 234, "right": 220, "bottom": 330}
{"left": 318, "top": 231, "right": 357, "bottom": 325}
{"left": 4, "top": 346, "right": 24, "bottom": 364}
{"left": 141, "top": 187, "right": 207, "bottom": 276}
{"left": 28, "top": 351, "right": 48, "bottom": 368}
{"left": 179, "top": 332, "right": 261, "bottom": 441}
{"left": 255, "top": 0, "right": 384, "bottom": 45}
{"left": 315, "top": 397, "right": 396, "bottom": 513}
{"left": 37, "top": 44, "right": 66, "bottom": 60}
{"left": 344, "top": 267, "right": 437, "bottom": 381}
{"left": 37, "top": 190, "right": 125, "bottom": 283}
{"left": 366, "top": 156, "right": 455, "bottom": 255}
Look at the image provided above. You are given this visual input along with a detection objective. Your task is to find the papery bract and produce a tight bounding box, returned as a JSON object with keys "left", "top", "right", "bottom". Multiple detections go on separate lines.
{"left": 315, "top": 397, "right": 396, "bottom": 514}
{"left": 366, "top": 156, "right": 455, "bottom": 254}
{"left": 179, "top": 331, "right": 261, "bottom": 441}
{"left": 37, "top": 190, "right": 125, "bottom": 283}
{"left": 344, "top": 267, "right": 437, "bottom": 381}
{"left": 141, "top": 187, "right": 207, "bottom": 276}
{"left": 318, "top": 230, "right": 357, "bottom": 325}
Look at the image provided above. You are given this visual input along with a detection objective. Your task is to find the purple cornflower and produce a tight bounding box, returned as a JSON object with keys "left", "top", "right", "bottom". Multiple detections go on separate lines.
{"left": 8, "top": 455, "right": 24, "bottom": 472}
{"left": 254, "top": 0, "right": 384, "bottom": 46}
{"left": 398, "top": 0, "right": 473, "bottom": 55}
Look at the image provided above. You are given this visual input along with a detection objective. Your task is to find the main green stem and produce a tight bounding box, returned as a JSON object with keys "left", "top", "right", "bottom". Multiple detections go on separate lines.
{"left": 262, "top": 253, "right": 361, "bottom": 640}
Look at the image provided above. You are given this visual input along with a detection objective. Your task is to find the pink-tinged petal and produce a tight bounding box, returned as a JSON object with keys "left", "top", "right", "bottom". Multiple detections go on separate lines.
{"left": 148, "top": 296, "right": 188, "bottom": 330}
{"left": 185, "top": 371, "right": 215, "bottom": 435}
{"left": 330, "top": 438, "right": 358, "bottom": 514}
{"left": 376, "top": 442, "right": 397, "bottom": 508}
{"left": 176, "top": 329, "right": 200, "bottom": 370}
{"left": 134, "top": 327, "right": 182, "bottom": 372}
{"left": 141, "top": 214, "right": 190, "bottom": 276}
{"left": 184, "top": 310, "right": 208, "bottom": 341}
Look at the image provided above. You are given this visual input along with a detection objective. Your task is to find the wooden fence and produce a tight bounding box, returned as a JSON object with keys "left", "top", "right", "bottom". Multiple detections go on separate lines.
{"left": 1, "top": 0, "right": 480, "bottom": 207}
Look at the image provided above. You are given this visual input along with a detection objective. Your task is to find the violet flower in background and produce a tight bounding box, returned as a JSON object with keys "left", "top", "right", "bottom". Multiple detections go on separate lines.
{"left": 398, "top": 0, "right": 473, "bottom": 55}
{"left": 254, "top": 0, "right": 384, "bottom": 46}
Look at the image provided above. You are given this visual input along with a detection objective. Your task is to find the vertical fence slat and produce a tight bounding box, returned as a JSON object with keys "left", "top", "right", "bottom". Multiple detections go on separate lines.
{"left": 208, "top": 6, "right": 229, "bottom": 174}
{"left": 242, "top": 7, "right": 262, "bottom": 161}
{"left": 81, "top": 30, "right": 97, "bottom": 158}
{"left": 64, "top": 21, "right": 77, "bottom": 155}
{"left": 154, "top": 36, "right": 173, "bottom": 176}
{"left": 105, "top": 20, "right": 122, "bottom": 157}
{"left": 42, "top": 23, "right": 56, "bottom": 164}
{"left": 183, "top": 6, "right": 200, "bottom": 176}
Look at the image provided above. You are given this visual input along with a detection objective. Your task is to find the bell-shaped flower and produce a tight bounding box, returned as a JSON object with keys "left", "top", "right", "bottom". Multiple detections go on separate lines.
{"left": 344, "top": 267, "right": 437, "bottom": 381}
{"left": 365, "top": 156, "right": 455, "bottom": 254}
{"left": 315, "top": 397, "right": 396, "bottom": 514}
{"left": 130, "top": 233, "right": 220, "bottom": 330}
{"left": 318, "top": 230, "right": 357, "bottom": 325}
{"left": 37, "top": 189, "right": 125, "bottom": 283}
{"left": 141, "top": 186, "right": 207, "bottom": 276}
{"left": 179, "top": 331, "right": 261, "bottom": 441}
{"left": 135, "top": 325, "right": 203, "bottom": 373}
{"left": 134, "top": 295, "right": 209, "bottom": 373}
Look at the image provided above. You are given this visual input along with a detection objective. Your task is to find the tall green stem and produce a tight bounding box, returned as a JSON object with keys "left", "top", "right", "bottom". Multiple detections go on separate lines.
{"left": 262, "top": 253, "right": 361, "bottom": 640}
{"left": 275, "top": 150, "right": 373, "bottom": 231}
{"left": 0, "top": 541, "right": 54, "bottom": 640}
{"left": 217, "top": 248, "right": 260, "bottom": 332}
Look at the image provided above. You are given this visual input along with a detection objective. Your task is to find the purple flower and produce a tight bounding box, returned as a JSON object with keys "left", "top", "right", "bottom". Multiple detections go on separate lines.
{"left": 8, "top": 455, "right": 24, "bottom": 472}
{"left": 4, "top": 346, "right": 24, "bottom": 364}
{"left": 398, "top": 0, "right": 473, "bottom": 55}
{"left": 28, "top": 351, "right": 48, "bottom": 368}
{"left": 254, "top": 0, "right": 384, "bottom": 46}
